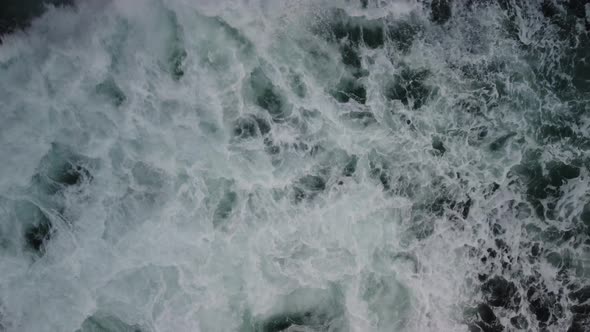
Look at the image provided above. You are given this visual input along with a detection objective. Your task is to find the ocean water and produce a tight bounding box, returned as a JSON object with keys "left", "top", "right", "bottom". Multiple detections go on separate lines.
{"left": 0, "top": 0, "right": 589, "bottom": 331}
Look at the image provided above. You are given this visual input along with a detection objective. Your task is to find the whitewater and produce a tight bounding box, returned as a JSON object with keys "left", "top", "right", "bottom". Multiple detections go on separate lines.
{"left": 0, "top": 0, "right": 589, "bottom": 331}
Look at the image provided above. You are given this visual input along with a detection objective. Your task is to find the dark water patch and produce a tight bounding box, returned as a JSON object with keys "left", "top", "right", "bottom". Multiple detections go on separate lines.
{"left": 213, "top": 191, "right": 238, "bottom": 228}
{"left": 408, "top": 214, "right": 435, "bottom": 240}
{"left": 37, "top": 157, "right": 91, "bottom": 191}
{"left": 545, "top": 160, "right": 580, "bottom": 183}
{"left": 169, "top": 47, "right": 187, "bottom": 81}
{"left": 492, "top": 223, "right": 505, "bottom": 237}
{"left": 568, "top": 298, "right": 590, "bottom": 331}
{"left": 479, "top": 247, "right": 497, "bottom": 269}
{"left": 513, "top": 201, "right": 533, "bottom": 220}
{"left": 429, "top": 193, "right": 460, "bottom": 218}
{"left": 538, "top": 124, "right": 576, "bottom": 143}
{"left": 514, "top": 156, "right": 581, "bottom": 219}
{"left": 368, "top": 152, "right": 391, "bottom": 191}
{"left": 454, "top": 197, "right": 472, "bottom": 219}
{"left": 417, "top": 182, "right": 472, "bottom": 221}
{"left": 476, "top": 303, "right": 496, "bottom": 325}
{"left": 324, "top": 12, "right": 360, "bottom": 44}
{"left": 569, "top": 285, "right": 590, "bottom": 304}
{"left": 545, "top": 250, "right": 572, "bottom": 270}
{"left": 322, "top": 10, "right": 385, "bottom": 49}
{"left": 541, "top": 0, "right": 560, "bottom": 18}
{"left": 263, "top": 137, "right": 281, "bottom": 155}
{"left": 371, "top": 247, "right": 419, "bottom": 274}
{"left": 24, "top": 214, "right": 52, "bottom": 255}
{"left": 32, "top": 143, "right": 94, "bottom": 196}
{"left": 477, "top": 237, "right": 516, "bottom": 273}
{"left": 498, "top": 11, "right": 521, "bottom": 44}
{"left": 57, "top": 164, "right": 90, "bottom": 187}
{"left": 481, "top": 276, "right": 520, "bottom": 309}
{"left": 530, "top": 241, "right": 542, "bottom": 257}
{"left": 385, "top": 68, "right": 430, "bottom": 109}
{"left": 257, "top": 311, "right": 327, "bottom": 332}
{"left": 522, "top": 0, "right": 590, "bottom": 99}
{"left": 339, "top": 43, "right": 362, "bottom": 71}
{"left": 15, "top": 143, "right": 97, "bottom": 255}
{"left": 343, "top": 155, "right": 358, "bottom": 177}
{"left": 489, "top": 132, "right": 515, "bottom": 151}
{"left": 571, "top": 33, "right": 590, "bottom": 93}
{"left": 203, "top": 178, "right": 239, "bottom": 228}
{"left": 77, "top": 312, "right": 143, "bottom": 332}
{"left": 567, "top": 0, "right": 588, "bottom": 19}
{"left": 456, "top": 97, "right": 484, "bottom": 116}
{"left": 18, "top": 202, "right": 53, "bottom": 255}
{"left": 331, "top": 77, "right": 366, "bottom": 104}
{"left": 340, "top": 111, "right": 376, "bottom": 127}
{"left": 312, "top": 9, "right": 388, "bottom": 74}
{"left": 0, "top": 305, "right": 4, "bottom": 331}
{"left": 254, "top": 116, "right": 272, "bottom": 135}
{"left": 510, "top": 314, "right": 529, "bottom": 329}
{"left": 354, "top": 20, "right": 384, "bottom": 49}
{"left": 568, "top": 311, "right": 590, "bottom": 332}
{"left": 249, "top": 68, "right": 290, "bottom": 122}
{"left": 455, "top": 60, "right": 501, "bottom": 83}
{"left": 233, "top": 115, "right": 271, "bottom": 139}
{"left": 0, "top": 0, "right": 74, "bottom": 42}
{"left": 542, "top": 226, "right": 576, "bottom": 246}
{"left": 527, "top": 290, "right": 560, "bottom": 326}
{"left": 467, "top": 221, "right": 573, "bottom": 330}
{"left": 263, "top": 139, "right": 321, "bottom": 159}
{"left": 523, "top": 276, "right": 564, "bottom": 327}
{"left": 399, "top": 114, "right": 417, "bottom": 131}
{"left": 432, "top": 137, "right": 446, "bottom": 156}
{"left": 244, "top": 287, "right": 347, "bottom": 332}
{"left": 431, "top": 0, "right": 452, "bottom": 24}
{"left": 495, "top": 240, "right": 513, "bottom": 270}
{"left": 294, "top": 175, "right": 326, "bottom": 202}
{"left": 533, "top": 106, "right": 589, "bottom": 148}
{"left": 96, "top": 78, "right": 126, "bottom": 107}
{"left": 165, "top": 10, "right": 186, "bottom": 80}
{"left": 494, "top": 0, "right": 511, "bottom": 11}
{"left": 234, "top": 117, "right": 259, "bottom": 139}
{"left": 484, "top": 182, "right": 500, "bottom": 199}
{"left": 466, "top": 303, "right": 504, "bottom": 332}
{"left": 581, "top": 203, "right": 590, "bottom": 242}
{"left": 386, "top": 20, "right": 422, "bottom": 53}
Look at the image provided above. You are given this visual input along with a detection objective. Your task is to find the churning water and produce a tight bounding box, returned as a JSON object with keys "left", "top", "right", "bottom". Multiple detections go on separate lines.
{"left": 0, "top": 0, "right": 589, "bottom": 331}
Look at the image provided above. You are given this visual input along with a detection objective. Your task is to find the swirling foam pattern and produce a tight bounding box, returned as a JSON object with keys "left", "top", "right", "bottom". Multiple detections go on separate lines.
{"left": 0, "top": 0, "right": 589, "bottom": 331}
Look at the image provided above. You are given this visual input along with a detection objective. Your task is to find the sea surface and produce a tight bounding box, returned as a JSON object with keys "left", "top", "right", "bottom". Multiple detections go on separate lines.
{"left": 0, "top": 0, "right": 589, "bottom": 331}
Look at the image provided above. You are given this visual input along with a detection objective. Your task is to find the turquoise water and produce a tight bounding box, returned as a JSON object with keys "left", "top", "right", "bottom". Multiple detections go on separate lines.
{"left": 0, "top": 1, "right": 589, "bottom": 331}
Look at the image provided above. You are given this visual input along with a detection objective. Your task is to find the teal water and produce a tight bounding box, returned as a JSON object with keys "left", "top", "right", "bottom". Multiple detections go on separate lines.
{"left": 0, "top": 1, "right": 589, "bottom": 331}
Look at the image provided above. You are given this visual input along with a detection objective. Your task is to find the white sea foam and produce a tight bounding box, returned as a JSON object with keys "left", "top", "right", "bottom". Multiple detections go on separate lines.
{"left": 0, "top": 0, "right": 589, "bottom": 331}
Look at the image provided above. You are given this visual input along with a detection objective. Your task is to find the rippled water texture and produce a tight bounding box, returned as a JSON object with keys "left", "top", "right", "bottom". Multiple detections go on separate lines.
{"left": 0, "top": 0, "right": 589, "bottom": 331}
